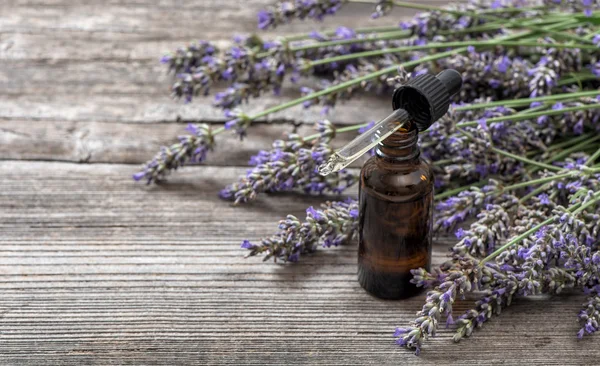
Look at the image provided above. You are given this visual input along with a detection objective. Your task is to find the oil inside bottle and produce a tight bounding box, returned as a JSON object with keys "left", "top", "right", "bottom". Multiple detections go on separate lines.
{"left": 357, "top": 122, "right": 433, "bottom": 299}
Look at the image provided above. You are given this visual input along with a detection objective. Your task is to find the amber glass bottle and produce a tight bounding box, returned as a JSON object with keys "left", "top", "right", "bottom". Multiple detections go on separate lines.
{"left": 357, "top": 122, "right": 434, "bottom": 299}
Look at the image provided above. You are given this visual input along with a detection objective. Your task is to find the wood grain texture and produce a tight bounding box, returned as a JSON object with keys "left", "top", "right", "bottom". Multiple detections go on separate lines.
{"left": 1, "top": 0, "right": 596, "bottom": 365}
{"left": 0, "top": 161, "right": 597, "bottom": 366}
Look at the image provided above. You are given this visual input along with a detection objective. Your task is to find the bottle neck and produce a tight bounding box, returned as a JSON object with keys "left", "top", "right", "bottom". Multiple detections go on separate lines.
{"left": 375, "top": 127, "right": 420, "bottom": 162}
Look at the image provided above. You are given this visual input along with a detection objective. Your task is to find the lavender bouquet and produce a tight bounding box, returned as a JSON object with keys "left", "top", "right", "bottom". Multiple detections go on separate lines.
{"left": 134, "top": 0, "right": 600, "bottom": 356}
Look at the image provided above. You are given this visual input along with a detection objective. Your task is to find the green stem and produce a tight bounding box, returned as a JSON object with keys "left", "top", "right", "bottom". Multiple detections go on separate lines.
{"left": 457, "top": 127, "right": 562, "bottom": 172}
{"left": 456, "top": 105, "right": 600, "bottom": 127}
{"left": 453, "top": 90, "right": 600, "bottom": 112}
{"left": 514, "top": 104, "right": 550, "bottom": 116}
{"left": 502, "top": 172, "right": 575, "bottom": 192}
{"left": 556, "top": 73, "right": 600, "bottom": 87}
{"left": 545, "top": 132, "right": 595, "bottom": 153}
{"left": 290, "top": 30, "right": 411, "bottom": 52}
{"left": 572, "top": 192, "right": 600, "bottom": 215}
{"left": 519, "top": 184, "right": 550, "bottom": 204}
{"left": 529, "top": 135, "right": 600, "bottom": 174}
{"left": 283, "top": 26, "right": 405, "bottom": 42}
{"left": 585, "top": 146, "right": 600, "bottom": 167}
{"left": 308, "top": 39, "right": 597, "bottom": 67}
{"left": 249, "top": 30, "right": 534, "bottom": 127}
{"left": 212, "top": 126, "right": 225, "bottom": 135}
{"left": 435, "top": 181, "right": 486, "bottom": 201}
{"left": 476, "top": 6, "right": 555, "bottom": 15}
{"left": 492, "top": 147, "right": 562, "bottom": 172}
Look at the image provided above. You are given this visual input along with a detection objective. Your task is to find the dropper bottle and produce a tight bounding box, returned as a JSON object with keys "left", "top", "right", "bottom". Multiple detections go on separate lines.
{"left": 319, "top": 70, "right": 462, "bottom": 299}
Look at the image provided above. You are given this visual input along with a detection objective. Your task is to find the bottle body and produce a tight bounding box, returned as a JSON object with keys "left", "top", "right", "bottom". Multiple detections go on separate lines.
{"left": 357, "top": 127, "right": 434, "bottom": 299}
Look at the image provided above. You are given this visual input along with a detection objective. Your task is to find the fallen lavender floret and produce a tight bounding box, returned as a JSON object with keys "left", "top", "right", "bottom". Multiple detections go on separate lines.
{"left": 242, "top": 198, "right": 359, "bottom": 262}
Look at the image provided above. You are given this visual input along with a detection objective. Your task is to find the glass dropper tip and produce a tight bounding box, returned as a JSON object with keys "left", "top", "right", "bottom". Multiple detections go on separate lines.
{"left": 318, "top": 161, "right": 335, "bottom": 176}
{"left": 318, "top": 153, "right": 347, "bottom": 176}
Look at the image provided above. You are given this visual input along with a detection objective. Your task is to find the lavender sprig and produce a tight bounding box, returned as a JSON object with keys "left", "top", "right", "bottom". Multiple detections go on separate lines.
{"left": 579, "top": 287, "right": 600, "bottom": 338}
{"left": 220, "top": 120, "right": 357, "bottom": 203}
{"left": 257, "top": 0, "right": 344, "bottom": 29}
{"left": 397, "top": 188, "right": 600, "bottom": 354}
{"left": 397, "top": 255, "right": 481, "bottom": 355}
{"left": 133, "top": 124, "right": 215, "bottom": 184}
{"left": 242, "top": 198, "right": 359, "bottom": 262}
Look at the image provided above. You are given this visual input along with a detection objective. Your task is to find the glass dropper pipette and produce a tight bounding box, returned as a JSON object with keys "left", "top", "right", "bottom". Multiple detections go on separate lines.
{"left": 318, "top": 108, "right": 412, "bottom": 175}
{"left": 318, "top": 69, "right": 463, "bottom": 176}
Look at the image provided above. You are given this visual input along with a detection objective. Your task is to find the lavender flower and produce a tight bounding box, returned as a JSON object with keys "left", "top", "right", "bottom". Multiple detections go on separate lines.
{"left": 452, "top": 203, "right": 513, "bottom": 257}
{"left": 433, "top": 186, "right": 487, "bottom": 232}
{"left": 223, "top": 109, "right": 252, "bottom": 139}
{"left": 161, "top": 41, "right": 218, "bottom": 75}
{"left": 397, "top": 183, "right": 600, "bottom": 353}
{"left": 133, "top": 124, "right": 214, "bottom": 184}
{"left": 397, "top": 255, "right": 481, "bottom": 355}
{"left": 243, "top": 198, "right": 359, "bottom": 262}
{"left": 579, "top": 288, "right": 600, "bottom": 338}
{"left": 453, "top": 281, "right": 515, "bottom": 342}
{"left": 220, "top": 120, "right": 357, "bottom": 204}
{"left": 371, "top": 0, "right": 393, "bottom": 18}
{"left": 257, "top": 0, "right": 344, "bottom": 29}
{"left": 168, "top": 36, "right": 288, "bottom": 107}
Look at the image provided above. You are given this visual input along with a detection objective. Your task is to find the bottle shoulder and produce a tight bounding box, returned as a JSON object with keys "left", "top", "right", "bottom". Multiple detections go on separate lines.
{"left": 360, "top": 155, "right": 434, "bottom": 201}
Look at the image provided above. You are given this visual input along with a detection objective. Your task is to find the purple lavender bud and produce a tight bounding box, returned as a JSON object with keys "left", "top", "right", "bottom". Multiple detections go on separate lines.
{"left": 530, "top": 101, "right": 543, "bottom": 108}
{"left": 307, "top": 206, "right": 322, "bottom": 220}
{"left": 132, "top": 171, "right": 146, "bottom": 181}
{"left": 335, "top": 26, "right": 355, "bottom": 40}
{"left": 241, "top": 240, "right": 256, "bottom": 249}
{"left": 257, "top": 0, "right": 344, "bottom": 29}
{"left": 478, "top": 118, "right": 489, "bottom": 131}
{"left": 257, "top": 10, "right": 273, "bottom": 29}
{"left": 288, "top": 252, "right": 300, "bottom": 262}
{"left": 358, "top": 121, "right": 375, "bottom": 134}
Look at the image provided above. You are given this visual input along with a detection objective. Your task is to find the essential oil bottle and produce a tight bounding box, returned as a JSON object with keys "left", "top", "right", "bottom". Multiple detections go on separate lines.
{"left": 357, "top": 70, "right": 463, "bottom": 299}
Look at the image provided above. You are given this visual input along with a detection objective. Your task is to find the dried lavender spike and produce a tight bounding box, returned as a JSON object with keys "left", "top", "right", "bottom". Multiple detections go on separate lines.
{"left": 221, "top": 120, "right": 357, "bottom": 204}
{"left": 242, "top": 198, "right": 359, "bottom": 262}
{"left": 133, "top": 124, "right": 214, "bottom": 184}
{"left": 257, "top": 0, "right": 345, "bottom": 29}
{"left": 578, "top": 288, "right": 600, "bottom": 339}
{"left": 397, "top": 183, "right": 600, "bottom": 353}
{"left": 397, "top": 255, "right": 480, "bottom": 355}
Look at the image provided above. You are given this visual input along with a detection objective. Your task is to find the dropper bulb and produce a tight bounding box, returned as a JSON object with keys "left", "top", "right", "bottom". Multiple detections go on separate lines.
{"left": 437, "top": 69, "right": 463, "bottom": 98}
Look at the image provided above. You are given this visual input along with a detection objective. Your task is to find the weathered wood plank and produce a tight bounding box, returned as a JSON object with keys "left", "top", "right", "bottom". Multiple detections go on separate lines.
{"left": 0, "top": 92, "right": 392, "bottom": 125}
{"left": 0, "top": 119, "right": 371, "bottom": 165}
{"left": 0, "top": 161, "right": 597, "bottom": 365}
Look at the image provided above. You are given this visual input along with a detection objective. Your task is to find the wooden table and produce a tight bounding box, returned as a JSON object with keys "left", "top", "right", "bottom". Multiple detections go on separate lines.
{"left": 0, "top": 1, "right": 597, "bottom": 364}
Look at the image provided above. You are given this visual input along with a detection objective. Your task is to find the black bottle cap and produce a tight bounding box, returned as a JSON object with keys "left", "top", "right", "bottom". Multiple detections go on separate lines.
{"left": 391, "top": 69, "right": 463, "bottom": 131}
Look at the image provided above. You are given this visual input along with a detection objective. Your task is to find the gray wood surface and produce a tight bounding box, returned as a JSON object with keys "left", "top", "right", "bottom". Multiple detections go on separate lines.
{"left": 0, "top": 1, "right": 596, "bottom": 365}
